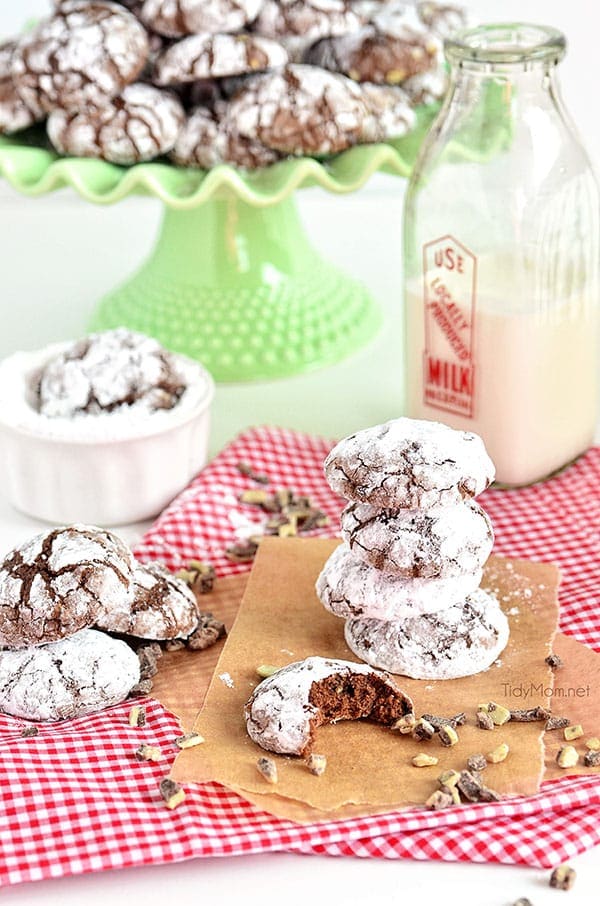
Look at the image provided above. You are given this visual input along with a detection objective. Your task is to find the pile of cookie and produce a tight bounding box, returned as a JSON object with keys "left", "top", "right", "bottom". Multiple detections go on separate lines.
{"left": 0, "top": 524, "right": 223, "bottom": 722}
{"left": 316, "top": 418, "right": 510, "bottom": 680}
{"left": 0, "top": 0, "right": 467, "bottom": 168}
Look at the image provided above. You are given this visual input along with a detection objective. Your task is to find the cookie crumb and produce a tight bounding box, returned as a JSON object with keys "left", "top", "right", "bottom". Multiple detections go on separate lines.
{"left": 412, "top": 718, "right": 435, "bottom": 741}
{"left": 187, "top": 613, "right": 226, "bottom": 650}
{"left": 392, "top": 713, "right": 416, "bottom": 734}
{"left": 425, "top": 789, "right": 453, "bottom": 810}
{"left": 556, "top": 745, "right": 579, "bottom": 769}
{"left": 135, "top": 744, "right": 162, "bottom": 763}
{"left": 585, "top": 737, "right": 600, "bottom": 750}
{"left": 466, "top": 754, "right": 487, "bottom": 772}
{"left": 510, "top": 707, "right": 551, "bottom": 722}
{"left": 20, "top": 726, "right": 39, "bottom": 738}
{"left": 549, "top": 864, "right": 576, "bottom": 890}
{"left": 422, "top": 712, "right": 466, "bottom": 730}
{"left": 256, "top": 756, "right": 278, "bottom": 784}
{"left": 237, "top": 461, "right": 269, "bottom": 484}
{"left": 128, "top": 705, "right": 146, "bottom": 728}
{"left": 583, "top": 750, "right": 600, "bottom": 767}
{"left": 256, "top": 664, "right": 279, "bottom": 679}
{"left": 160, "top": 778, "right": 185, "bottom": 809}
{"left": 563, "top": 724, "right": 584, "bottom": 741}
{"left": 545, "top": 653, "right": 564, "bottom": 670}
{"left": 225, "top": 540, "right": 259, "bottom": 563}
{"left": 487, "top": 743, "right": 509, "bottom": 764}
{"left": 412, "top": 753, "right": 439, "bottom": 767}
{"left": 306, "top": 753, "right": 327, "bottom": 776}
{"left": 438, "top": 725, "right": 458, "bottom": 747}
{"left": 476, "top": 710, "right": 495, "bottom": 730}
{"left": 545, "top": 715, "right": 570, "bottom": 731}
{"left": 164, "top": 639, "right": 186, "bottom": 652}
{"left": 175, "top": 732, "right": 205, "bottom": 750}
{"left": 176, "top": 560, "right": 216, "bottom": 595}
{"left": 129, "top": 679, "right": 153, "bottom": 697}
{"left": 478, "top": 701, "right": 511, "bottom": 725}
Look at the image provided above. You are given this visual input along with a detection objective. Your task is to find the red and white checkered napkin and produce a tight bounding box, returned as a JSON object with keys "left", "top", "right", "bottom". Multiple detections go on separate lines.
{"left": 2, "top": 428, "right": 600, "bottom": 888}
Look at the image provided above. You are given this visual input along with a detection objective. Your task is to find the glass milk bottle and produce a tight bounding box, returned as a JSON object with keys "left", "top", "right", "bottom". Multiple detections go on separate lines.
{"left": 403, "top": 24, "right": 599, "bottom": 486}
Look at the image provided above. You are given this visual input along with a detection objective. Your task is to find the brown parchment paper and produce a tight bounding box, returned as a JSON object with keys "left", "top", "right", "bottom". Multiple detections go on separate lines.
{"left": 169, "top": 537, "right": 561, "bottom": 817}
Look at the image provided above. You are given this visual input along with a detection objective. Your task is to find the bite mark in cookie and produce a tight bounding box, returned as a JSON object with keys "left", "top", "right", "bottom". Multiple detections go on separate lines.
{"left": 244, "top": 655, "right": 413, "bottom": 755}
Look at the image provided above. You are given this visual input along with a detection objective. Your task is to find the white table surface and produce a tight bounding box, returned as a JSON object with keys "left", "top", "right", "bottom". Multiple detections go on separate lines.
{"left": 1, "top": 0, "right": 600, "bottom": 897}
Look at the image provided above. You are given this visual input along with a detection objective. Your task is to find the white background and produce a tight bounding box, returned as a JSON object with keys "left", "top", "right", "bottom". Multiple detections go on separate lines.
{"left": 0, "top": 2, "right": 599, "bottom": 904}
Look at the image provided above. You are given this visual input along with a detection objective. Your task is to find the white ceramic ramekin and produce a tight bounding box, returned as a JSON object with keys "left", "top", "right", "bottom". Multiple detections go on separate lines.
{"left": 0, "top": 342, "right": 215, "bottom": 525}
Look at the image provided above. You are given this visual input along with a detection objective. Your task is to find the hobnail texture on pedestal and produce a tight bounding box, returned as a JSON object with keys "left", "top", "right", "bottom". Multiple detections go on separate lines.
{"left": 90, "top": 195, "right": 382, "bottom": 382}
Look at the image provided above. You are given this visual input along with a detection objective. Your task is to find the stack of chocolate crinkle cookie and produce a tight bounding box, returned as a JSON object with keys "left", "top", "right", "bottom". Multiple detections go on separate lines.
{"left": 316, "top": 418, "right": 510, "bottom": 680}
{"left": 0, "top": 0, "right": 468, "bottom": 168}
{"left": 0, "top": 524, "right": 224, "bottom": 722}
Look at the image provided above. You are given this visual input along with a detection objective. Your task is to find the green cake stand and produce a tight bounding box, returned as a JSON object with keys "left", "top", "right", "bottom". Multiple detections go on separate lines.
{"left": 0, "top": 111, "right": 436, "bottom": 382}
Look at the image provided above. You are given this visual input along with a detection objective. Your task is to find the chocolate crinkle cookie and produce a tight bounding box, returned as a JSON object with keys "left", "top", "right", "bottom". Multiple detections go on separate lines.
{"left": 341, "top": 499, "right": 494, "bottom": 579}
{"left": 154, "top": 33, "right": 288, "bottom": 84}
{"left": 417, "top": 1, "right": 469, "bottom": 39}
{"left": 34, "top": 328, "right": 187, "bottom": 418}
{"left": 245, "top": 655, "right": 413, "bottom": 755}
{"left": 11, "top": 1, "right": 150, "bottom": 116}
{"left": 171, "top": 102, "right": 281, "bottom": 168}
{"left": 96, "top": 561, "right": 200, "bottom": 640}
{"left": 47, "top": 83, "right": 185, "bottom": 165}
{"left": 0, "top": 41, "right": 40, "bottom": 134}
{"left": 0, "top": 629, "right": 140, "bottom": 721}
{"left": 324, "top": 417, "right": 496, "bottom": 509}
{"left": 0, "top": 525, "right": 135, "bottom": 649}
{"left": 226, "top": 63, "right": 372, "bottom": 156}
{"left": 140, "top": 0, "right": 265, "bottom": 37}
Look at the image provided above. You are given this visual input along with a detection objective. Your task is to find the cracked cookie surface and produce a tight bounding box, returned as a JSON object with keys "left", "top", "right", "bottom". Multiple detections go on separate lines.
{"left": 0, "top": 41, "right": 39, "bottom": 134}
{"left": 341, "top": 498, "right": 493, "bottom": 578}
{"left": 324, "top": 417, "right": 495, "bottom": 509}
{"left": 47, "top": 83, "right": 185, "bottom": 165}
{"left": 154, "top": 33, "right": 288, "bottom": 84}
{"left": 245, "top": 655, "right": 413, "bottom": 755}
{"left": 11, "top": 1, "right": 149, "bottom": 115}
{"left": 345, "top": 589, "right": 509, "bottom": 679}
{"left": 0, "top": 524, "right": 135, "bottom": 648}
{"left": 316, "top": 543, "right": 483, "bottom": 620}
{"left": 96, "top": 561, "right": 199, "bottom": 639}
{"left": 140, "top": 0, "right": 265, "bottom": 37}
{"left": 0, "top": 628, "right": 140, "bottom": 720}
{"left": 171, "top": 101, "right": 281, "bottom": 168}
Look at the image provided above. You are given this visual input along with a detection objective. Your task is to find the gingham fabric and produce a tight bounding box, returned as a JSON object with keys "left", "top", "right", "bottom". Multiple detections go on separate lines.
{"left": 1, "top": 427, "right": 599, "bottom": 888}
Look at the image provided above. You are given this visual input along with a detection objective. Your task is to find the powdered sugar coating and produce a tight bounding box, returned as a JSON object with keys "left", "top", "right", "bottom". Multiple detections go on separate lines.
{"left": 359, "top": 82, "right": 415, "bottom": 140}
{"left": 171, "top": 102, "right": 281, "bottom": 168}
{"left": 402, "top": 67, "right": 447, "bottom": 106}
{"left": 254, "top": 0, "right": 364, "bottom": 43}
{"left": 0, "top": 629, "right": 140, "bottom": 720}
{"left": 316, "top": 543, "right": 483, "bottom": 620}
{"left": 417, "top": 0, "right": 469, "bottom": 38}
{"left": 245, "top": 655, "right": 412, "bottom": 755}
{"left": 228, "top": 64, "right": 370, "bottom": 156}
{"left": 341, "top": 499, "right": 494, "bottom": 578}
{"left": 324, "top": 417, "right": 495, "bottom": 509}
{"left": 140, "top": 0, "right": 265, "bottom": 37}
{"left": 0, "top": 41, "right": 39, "bottom": 134}
{"left": 345, "top": 589, "right": 509, "bottom": 679}
{"left": 35, "top": 328, "right": 187, "bottom": 418}
{"left": 154, "top": 33, "right": 288, "bottom": 84}
{"left": 304, "top": 23, "right": 440, "bottom": 84}
{"left": 11, "top": 1, "right": 150, "bottom": 115}
{"left": 47, "top": 83, "right": 184, "bottom": 165}
{"left": 0, "top": 525, "right": 135, "bottom": 649}
{"left": 96, "top": 561, "right": 199, "bottom": 639}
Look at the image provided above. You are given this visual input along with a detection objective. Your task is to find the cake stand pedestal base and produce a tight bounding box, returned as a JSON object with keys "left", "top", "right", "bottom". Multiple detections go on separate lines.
{"left": 89, "top": 193, "right": 381, "bottom": 382}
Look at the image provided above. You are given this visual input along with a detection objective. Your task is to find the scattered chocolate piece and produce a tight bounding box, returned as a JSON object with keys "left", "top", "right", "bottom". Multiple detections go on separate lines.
{"left": 392, "top": 713, "right": 416, "bottom": 734}
{"left": 256, "top": 664, "right": 279, "bottom": 679}
{"left": 438, "top": 769, "right": 460, "bottom": 788}
{"left": 466, "top": 753, "right": 487, "bottom": 772}
{"left": 256, "top": 756, "right": 278, "bottom": 784}
{"left": 583, "top": 750, "right": 600, "bottom": 767}
{"left": 225, "top": 539, "right": 259, "bottom": 563}
{"left": 237, "top": 461, "right": 270, "bottom": 484}
{"left": 160, "top": 778, "right": 185, "bottom": 809}
{"left": 239, "top": 489, "right": 271, "bottom": 505}
{"left": 556, "top": 745, "right": 579, "bottom": 769}
{"left": 138, "top": 643, "right": 162, "bottom": 680}
{"left": 135, "top": 743, "right": 162, "bottom": 762}
{"left": 564, "top": 724, "right": 584, "bottom": 741}
{"left": 128, "top": 705, "right": 146, "bottom": 728}
{"left": 478, "top": 785, "right": 502, "bottom": 802}
{"left": 164, "top": 639, "right": 186, "bottom": 652}
{"left": 487, "top": 743, "right": 509, "bottom": 764}
{"left": 175, "top": 732, "right": 205, "bottom": 750}
{"left": 509, "top": 707, "right": 551, "bottom": 722}
{"left": 438, "top": 725, "right": 459, "bottom": 747}
{"left": 425, "top": 789, "right": 453, "bottom": 810}
{"left": 478, "top": 701, "right": 511, "bottom": 725}
{"left": 306, "top": 753, "right": 327, "bottom": 776}
{"left": 412, "top": 753, "right": 439, "bottom": 767}
{"left": 412, "top": 718, "right": 435, "bottom": 741}
{"left": 476, "top": 710, "right": 495, "bottom": 730}
{"left": 545, "top": 653, "right": 564, "bottom": 670}
{"left": 422, "top": 712, "right": 466, "bottom": 730}
{"left": 545, "top": 716, "right": 570, "bottom": 731}
{"left": 176, "top": 560, "right": 216, "bottom": 596}
{"left": 549, "top": 864, "right": 576, "bottom": 891}
{"left": 20, "top": 726, "right": 39, "bottom": 738}
{"left": 186, "top": 613, "right": 226, "bottom": 651}
{"left": 129, "top": 679, "right": 153, "bottom": 696}
{"left": 457, "top": 770, "right": 484, "bottom": 802}
{"left": 586, "top": 737, "right": 600, "bottom": 750}
{"left": 440, "top": 782, "right": 461, "bottom": 805}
